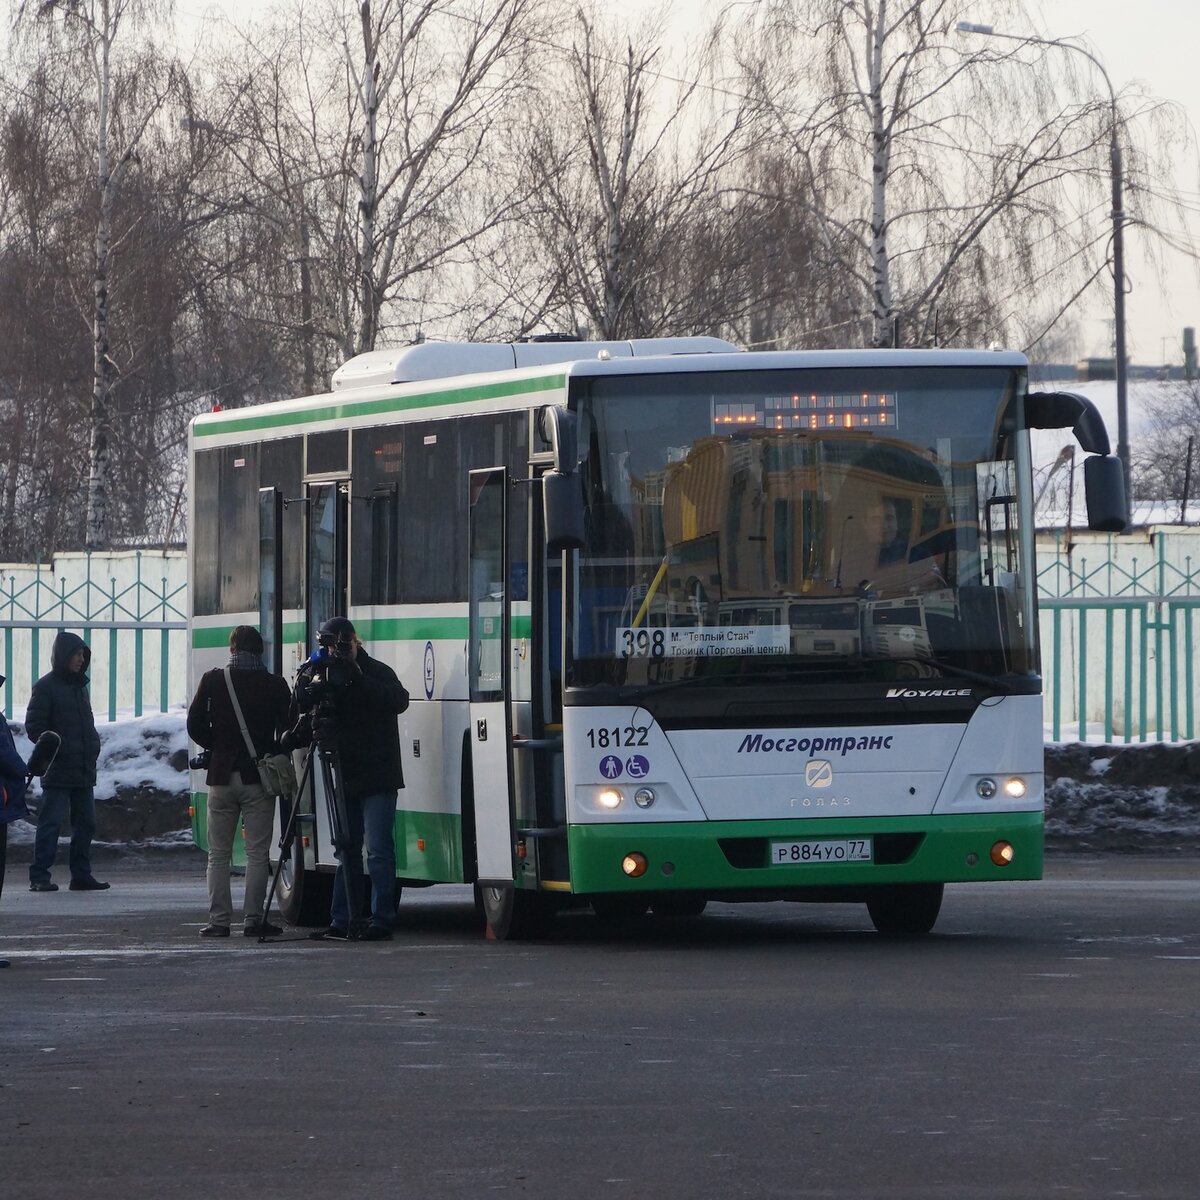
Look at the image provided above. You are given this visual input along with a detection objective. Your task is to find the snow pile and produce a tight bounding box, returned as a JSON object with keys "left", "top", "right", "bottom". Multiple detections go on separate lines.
{"left": 90, "top": 709, "right": 190, "bottom": 802}
{"left": 7, "top": 709, "right": 191, "bottom": 851}
{"left": 1044, "top": 742, "right": 1200, "bottom": 852}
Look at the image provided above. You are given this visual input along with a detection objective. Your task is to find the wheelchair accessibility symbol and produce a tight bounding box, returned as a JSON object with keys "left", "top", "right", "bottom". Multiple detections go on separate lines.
{"left": 625, "top": 755, "right": 650, "bottom": 779}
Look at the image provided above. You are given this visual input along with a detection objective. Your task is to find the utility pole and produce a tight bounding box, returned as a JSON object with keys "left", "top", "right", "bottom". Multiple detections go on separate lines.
{"left": 958, "top": 22, "right": 1131, "bottom": 500}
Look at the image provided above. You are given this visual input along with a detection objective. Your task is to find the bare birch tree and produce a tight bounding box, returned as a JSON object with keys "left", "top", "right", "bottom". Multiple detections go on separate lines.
{"left": 197, "top": 0, "right": 544, "bottom": 367}
{"left": 335, "top": 0, "right": 545, "bottom": 354}
{"left": 517, "top": 6, "right": 753, "bottom": 340}
{"left": 0, "top": 60, "right": 92, "bottom": 558}
{"left": 17, "top": 0, "right": 179, "bottom": 548}
{"left": 737, "top": 0, "right": 1159, "bottom": 350}
{"left": 1132, "top": 381, "right": 1200, "bottom": 513}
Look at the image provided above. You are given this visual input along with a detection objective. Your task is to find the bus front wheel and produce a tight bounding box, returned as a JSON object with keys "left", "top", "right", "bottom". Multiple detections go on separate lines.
{"left": 865, "top": 883, "right": 944, "bottom": 936}
{"left": 478, "top": 883, "right": 551, "bottom": 940}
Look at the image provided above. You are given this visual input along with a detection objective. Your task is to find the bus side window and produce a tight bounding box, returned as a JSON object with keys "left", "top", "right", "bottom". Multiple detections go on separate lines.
{"left": 400, "top": 422, "right": 463, "bottom": 604}
{"left": 209, "top": 444, "right": 259, "bottom": 616}
{"left": 259, "top": 437, "right": 303, "bottom": 610}
{"left": 350, "top": 428, "right": 402, "bottom": 605}
{"left": 193, "top": 448, "right": 222, "bottom": 616}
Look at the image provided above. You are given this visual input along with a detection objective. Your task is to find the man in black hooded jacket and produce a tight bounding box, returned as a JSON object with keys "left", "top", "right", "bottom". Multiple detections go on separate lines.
{"left": 25, "top": 632, "right": 108, "bottom": 892}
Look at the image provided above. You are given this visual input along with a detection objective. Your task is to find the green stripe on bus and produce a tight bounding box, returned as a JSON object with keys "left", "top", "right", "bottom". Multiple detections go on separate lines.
{"left": 191, "top": 622, "right": 306, "bottom": 648}
{"left": 192, "top": 615, "right": 531, "bottom": 647}
{"left": 194, "top": 373, "right": 566, "bottom": 438}
{"left": 355, "top": 617, "right": 468, "bottom": 641}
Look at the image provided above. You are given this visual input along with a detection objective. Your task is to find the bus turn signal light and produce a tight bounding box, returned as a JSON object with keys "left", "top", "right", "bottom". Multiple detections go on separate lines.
{"left": 990, "top": 841, "right": 1015, "bottom": 867}
{"left": 621, "top": 852, "right": 648, "bottom": 878}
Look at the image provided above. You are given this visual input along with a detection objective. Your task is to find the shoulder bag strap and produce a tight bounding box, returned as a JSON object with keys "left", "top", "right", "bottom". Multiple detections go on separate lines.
{"left": 222, "top": 667, "right": 260, "bottom": 760}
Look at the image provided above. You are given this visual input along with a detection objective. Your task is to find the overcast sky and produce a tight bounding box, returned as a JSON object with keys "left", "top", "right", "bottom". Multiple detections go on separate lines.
{"left": 175, "top": 0, "right": 1200, "bottom": 362}
{"left": 1018, "top": 0, "right": 1200, "bottom": 362}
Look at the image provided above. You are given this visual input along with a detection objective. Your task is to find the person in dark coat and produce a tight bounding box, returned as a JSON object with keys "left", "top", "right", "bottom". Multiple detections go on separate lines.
{"left": 25, "top": 632, "right": 107, "bottom": 892}
{"left": 295, "top": 617, "right": 409, "bottom": 942}
{"left": 187, "top": 625, "right": 292, "bottom": 937}
{"left": 1, "top": 673, "right": 31, "bottom": 967}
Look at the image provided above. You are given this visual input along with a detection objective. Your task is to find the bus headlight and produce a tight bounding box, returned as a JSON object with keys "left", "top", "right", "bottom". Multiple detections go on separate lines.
{"left": 976, "top": 778, "right": 997, "bottom": 799}
{"left": 1003, "top": 776, "right": 1027, "bottom": 799}
{"left": 597, "top": 788, "right": 623, "bottom": 810}
{"left": 633, "top": 787, "right": 656, "bottom": 809}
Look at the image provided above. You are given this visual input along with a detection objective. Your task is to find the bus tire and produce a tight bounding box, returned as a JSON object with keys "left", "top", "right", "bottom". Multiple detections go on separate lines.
{"left": 478, "top": 883, "right": 551, "bottom": 940}
{"left": 866, "top": 883, "right": 944, "bottom": 935}
{"left": 276, "top": 838, "right": 334, "bottom": 928}
{"left": 651, "top": 895, "right": 708, "bottom": 918}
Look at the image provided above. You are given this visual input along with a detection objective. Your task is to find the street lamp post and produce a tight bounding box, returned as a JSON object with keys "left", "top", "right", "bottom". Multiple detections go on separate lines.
{"left": 957, "top": 22, "right": 1130, "bottom": 499}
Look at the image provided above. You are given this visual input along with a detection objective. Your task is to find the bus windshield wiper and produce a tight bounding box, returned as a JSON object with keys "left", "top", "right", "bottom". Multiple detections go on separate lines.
{"left": 907, "top": 655, "right": 1016, "bottom": 691}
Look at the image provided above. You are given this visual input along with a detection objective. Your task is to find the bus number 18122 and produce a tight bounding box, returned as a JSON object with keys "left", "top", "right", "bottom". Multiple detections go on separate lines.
{"left": 586, "top": 725, "right": 650, "bottom": 749}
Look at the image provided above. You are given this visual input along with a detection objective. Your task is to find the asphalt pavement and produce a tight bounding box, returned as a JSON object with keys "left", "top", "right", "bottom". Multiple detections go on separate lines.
{"left": 1, "top": 854, "right": 1198, "bottom": 1199}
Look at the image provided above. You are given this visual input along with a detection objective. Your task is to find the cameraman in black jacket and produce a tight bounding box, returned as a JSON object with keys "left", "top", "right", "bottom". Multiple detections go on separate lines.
{"left": 295, "top": 617, "right": 409, "bottom": 941}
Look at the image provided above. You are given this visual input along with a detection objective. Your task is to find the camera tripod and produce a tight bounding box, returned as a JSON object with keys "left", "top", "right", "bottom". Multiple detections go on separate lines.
{"left": 258, "top": 726, "right": 363, "bottom": 943}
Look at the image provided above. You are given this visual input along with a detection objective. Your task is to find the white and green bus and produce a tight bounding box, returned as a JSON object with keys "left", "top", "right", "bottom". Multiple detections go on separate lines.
{"left": 187, "top": 339, "right": 1125, "bottom": 938}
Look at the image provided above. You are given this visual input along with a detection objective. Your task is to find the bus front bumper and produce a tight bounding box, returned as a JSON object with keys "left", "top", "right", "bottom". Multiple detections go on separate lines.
{"left": 565, "top": 811, "right": 1043, "bottom": 895}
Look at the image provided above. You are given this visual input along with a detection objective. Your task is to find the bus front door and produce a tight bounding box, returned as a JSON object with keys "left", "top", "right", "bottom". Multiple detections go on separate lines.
{"left": 273, "top": 478, "right": 349, "bottom": 928}
{"left": 302, "top": 480, "right": 347, "bottom": 882}
{"left": 467, "top": 468, "right": 519, "bottom": 902}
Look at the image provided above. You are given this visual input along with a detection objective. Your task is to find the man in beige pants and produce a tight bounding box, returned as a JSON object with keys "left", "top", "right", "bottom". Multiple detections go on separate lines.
{"left": 186, "top": 626, "right": 292, "bottom": 937}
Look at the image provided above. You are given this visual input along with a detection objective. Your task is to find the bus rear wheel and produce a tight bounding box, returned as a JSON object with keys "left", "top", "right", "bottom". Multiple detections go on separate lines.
{"left": 865, "top": 883, "right": 944, "bottom": 935}
{"left": 478, "top": 883, "right": 551, "bottom": 940}
{"left": 275, "top": 838, "right": 334, "bottom": 928}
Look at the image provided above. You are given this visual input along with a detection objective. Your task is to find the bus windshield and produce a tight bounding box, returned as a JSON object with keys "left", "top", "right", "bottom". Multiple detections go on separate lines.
{"left": 566, "top": 364, "right": 1034, "bottom": 692}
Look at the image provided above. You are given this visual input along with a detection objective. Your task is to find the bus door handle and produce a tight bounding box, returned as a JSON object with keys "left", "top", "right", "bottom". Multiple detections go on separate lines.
{"left": 477, "top": 719, "right": 488, "bottom": 742}
{"left": 511, "top": 736, "right": 564, "bottom": 752}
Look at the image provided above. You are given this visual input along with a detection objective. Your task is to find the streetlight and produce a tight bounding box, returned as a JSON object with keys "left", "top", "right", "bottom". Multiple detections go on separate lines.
{"left": 957, "top": 21, "right": 1130, "bottom": 499}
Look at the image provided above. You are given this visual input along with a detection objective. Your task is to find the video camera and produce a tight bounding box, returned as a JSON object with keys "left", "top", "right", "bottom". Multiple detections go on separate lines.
{"left": 307, "top": 634, "right": 357, "bottom": 693}
{"left": 189, "top": 749, "right": 212, "bottom": 771}
{"left": 281, "top": 634, "right": 358, "bottom": 752}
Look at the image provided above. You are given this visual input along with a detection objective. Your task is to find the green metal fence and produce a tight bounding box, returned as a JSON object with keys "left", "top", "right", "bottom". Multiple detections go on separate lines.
{"left": 1037, "top": 530, "right": 1200, "bottom": 743}
{"left": 0, "top": 551, "right": 186, "bottom": 722}
{"left": 5, "top": 535, "right": 1200, "bottom": 742}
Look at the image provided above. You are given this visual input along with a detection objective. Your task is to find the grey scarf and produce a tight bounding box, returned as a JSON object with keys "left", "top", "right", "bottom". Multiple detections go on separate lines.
{"left": 228, "top": 651, "right": 267, "bottom": 672}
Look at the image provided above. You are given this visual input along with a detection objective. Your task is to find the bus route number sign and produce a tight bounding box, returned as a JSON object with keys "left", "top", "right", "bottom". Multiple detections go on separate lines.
{"left": 770, "top": 839, "right": 872, "bottom": 865}
{"left": 617, "top": 626, "right": 789, "bottom": 658}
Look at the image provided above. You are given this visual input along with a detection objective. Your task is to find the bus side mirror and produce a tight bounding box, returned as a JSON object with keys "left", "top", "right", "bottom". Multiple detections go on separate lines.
{"left": 1025, "top": 390, "right": 1111, "bottom": 455}
{"left": 543, "top": 470, "right": 585, "bottom": 552}
{"left": 1084, "top": 454, "right": 1127, "bottom": 532}
{"left": 538, "top": 406, "right": 578, "bottom": 473}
